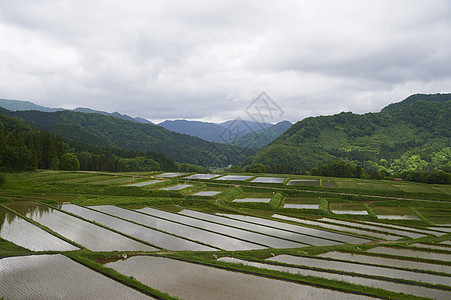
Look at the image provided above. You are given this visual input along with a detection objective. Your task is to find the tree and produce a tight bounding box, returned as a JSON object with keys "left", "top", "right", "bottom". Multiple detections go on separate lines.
{"left": 249, "top": 163, "right": 266, "bottom": 173}
{"left": 59, "top": 153, "right": 80, "bottom": 171}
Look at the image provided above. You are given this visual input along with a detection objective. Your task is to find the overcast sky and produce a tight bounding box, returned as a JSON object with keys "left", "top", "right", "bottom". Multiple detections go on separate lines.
{"left": 0, "top": 0, "right": 450, "bottom": 124}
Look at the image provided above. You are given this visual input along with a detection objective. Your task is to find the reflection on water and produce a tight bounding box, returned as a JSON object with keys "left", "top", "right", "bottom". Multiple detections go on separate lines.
{"left": 106, "top": 256, "right": 374, "bottom": 300}
{"left": 0, "top": 203, "right": 79, "bottom": 251}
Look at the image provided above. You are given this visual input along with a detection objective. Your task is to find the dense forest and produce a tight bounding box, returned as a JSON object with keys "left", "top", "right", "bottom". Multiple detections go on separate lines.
{"left": 0, "top": 107, "right": 252, "bottom": 167}
{"left": 0, "top": 114, "right": 206, "bottom": 173}
{"left": 246, "top": 94, "right": 450, "bottom": 175}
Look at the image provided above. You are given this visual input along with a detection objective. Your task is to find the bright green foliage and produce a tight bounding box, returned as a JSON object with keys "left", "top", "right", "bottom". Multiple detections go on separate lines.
{"left": 319, "top": 198, "right": 329, "bottom": 213}
{"left": 269, "top": 192, "right": 284, "bottom": 209}
{"left": 248, "top": 94, "right": 451, "bottom": 173}
{"left": 59, "top": 153, "right": 80, "bottom": 171}
{"left": 249, "top": 163, "right": 266, "bottom": 173}
{"left": 363, "top": 203, "right": 377, "bottom": 219}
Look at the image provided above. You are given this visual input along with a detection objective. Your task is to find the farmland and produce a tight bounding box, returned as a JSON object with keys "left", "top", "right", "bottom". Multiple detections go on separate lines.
{"left": 1, "top": 170, "right": 450, "bottom": 299}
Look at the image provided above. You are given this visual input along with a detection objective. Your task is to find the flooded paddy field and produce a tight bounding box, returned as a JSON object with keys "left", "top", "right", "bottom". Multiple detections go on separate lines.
{"left": 284, "top": 204, "right": 319, "bottom": 209}
{"left": 0, "top": 255, "right": 151, "bottom": 299}
{"left": 159, "top": 184, "right": 192, "bottom": 190}
{"left": 361, "top": 221, "right": 446, "bottom": 236}
{"left": 251, "top": 177, "right": 286, "bottom": 183}
{"left": 106, "top": 256, "right": 375, "bottom": 300}
{"left": 62, "top": 204, "right": 211, "bottom": 251}
{"left": 272, "top": 214, "right": 400, "bottom": 240}
{"left": 90, "top": 205, "right": 263, "bottom": 250}
{"left": 320, "top": 218, "right": 426, "bottom": 239}
{"left": 215, "top": 175, "right": 252, "bottom": 181}
{"left": 19, "top": 203, "right": 154, "bottom": 251}
{"left": 156, "top": 172, "right": 187, "bottom": 178}
{"left": 318, "top": 251, "right": 451, "bottom": 273}
{"left": 330, "top": 203, "right": 368, "bottom": 215}
{"left": 287, "top": 179, "right": 320, "bottom": 186}
{"left": 409, "top": 243, "right": 451, "bottom": 251}
{"left": 135, "top": 207, "right": 307, "bottom": 248}
{"left": 0, "top": 206, "right": 79, "bottom": 251}
{"left": 218, "top": 257, "right": 451, "bottom": 300}
{"left": 127, "top": 180, "right": 163, "bottom": 187}
{"left": 184, "top": 174, "right": 221, "bottom": 179}
{"left": 367, "top": 246, "right": 451, "bottom": 261}
{"left": 232, "top": 198, "right": 271, "bottom": 203}
{"left": 267, "top": 254, "right": 451, "bottom": 286}
{"left": 213, "top": 213, "right": 369, "bottom": 244}
{"left": 181, "top": 210, "right": 340, "bottom": 246}
{"left": 192, "top": 191, "right": 221, "bottom": 196}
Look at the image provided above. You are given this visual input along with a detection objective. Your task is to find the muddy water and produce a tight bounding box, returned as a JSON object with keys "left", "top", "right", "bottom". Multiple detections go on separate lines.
{"left": 21, "top": 203, "right": 154, "bottom": 251}
{"left": 106, "top": 256, "right": 376, "bottom": 300}
{"left": 62, "top": 204, "right": 213, "bottom": 251}
{"left": 0, "top": 206, "right": 79, "bottom": 251}
{"left": 267, "top": 254, "right": 451, "bottom": 286}
{"left": 409, "top": 243, "right": 451, "bottom": 252}
{"left": 218, "top": 257, "right": 451, "bottom": 300}
{"left": 0, "top": 255, "right": 151, "bottom": 299}
{"left": 367, "top": 247, "right": 451, "bottom": 261}
{"left": 90, "top": 205, "right": 264, "bottom": 250}
{"left": 214, "top": 213, "right": 369, "bottom": 244}
{"left": 318, "top": 251, "right": 451, "bottom": 274}
{"left": 136, "top": 207, "right": 307, "bottom": 248}
{"left": 320, "top": 218, "right": 426, "bottom": 239}
{"left": 377, "top": 215, "right": 419, "bottom": 220}
{"left": 182, "top": 210, "right": 341, "bottom": 246}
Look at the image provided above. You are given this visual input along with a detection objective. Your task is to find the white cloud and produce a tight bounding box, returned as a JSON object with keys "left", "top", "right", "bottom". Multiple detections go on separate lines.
{"left": 0, "top": 0, "right": 450, "bottom": 123}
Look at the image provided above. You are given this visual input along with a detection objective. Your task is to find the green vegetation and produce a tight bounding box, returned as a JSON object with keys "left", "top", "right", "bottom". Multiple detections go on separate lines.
{"left": 246, "top": 94, "right": 451, "bottom": 175}
{"left": 269, "top": 192, "right": 284, "bottom": 209}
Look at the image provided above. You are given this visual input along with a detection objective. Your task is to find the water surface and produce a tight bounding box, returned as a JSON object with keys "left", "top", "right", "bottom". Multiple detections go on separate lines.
{"left": 251, "top": 177, "right": 286, "bottom": 183}
{"left": 193, "top": 191, "right": 221, "bottom": 196}
{"left": 184, "top": 174, "right": 221, "bottom": 179}
{"left": 284, "top": 204, "right": 319, "bottom": 209}
{"left": 0, "top": 255, "right": 151, "bottom": 299}
{"left": 215, "top": 175, "right": 252, "bottom": 181}
{"left": 106, "top": 256, "right": 374, "bottom": 300}
{"left": 367, "top": 247, "right": 451, "bottom": 261}
{"left": 160, "top": 184, "right": 192, "bottom": 190}
{"left": 233, "top": 198, "right": 271, "bottom": 203}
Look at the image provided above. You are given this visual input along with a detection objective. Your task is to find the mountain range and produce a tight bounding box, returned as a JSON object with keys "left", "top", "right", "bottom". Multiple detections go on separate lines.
{"left": 0, "top": 93, "right": 449, "bottom": 173}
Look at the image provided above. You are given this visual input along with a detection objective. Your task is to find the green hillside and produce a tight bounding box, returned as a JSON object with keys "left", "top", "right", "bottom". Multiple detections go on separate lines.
{"left": 0, "top": 108, "right": 251, "bottom": 167}
{"left": 247, "top": 94, "right": 451, "bottom": 173}
{"left": 229, "top": 120, "right": 292, "bottom": 149}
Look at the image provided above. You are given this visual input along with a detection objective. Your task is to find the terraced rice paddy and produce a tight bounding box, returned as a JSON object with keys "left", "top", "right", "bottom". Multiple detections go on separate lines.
{"left": 62, "top": 204, "right": 212, "bottom": 251}
{"left": 22, "top": 203, "right": 155, "bottom": 251}
{"left": 287, "top": 179, "right": 320, "bottom": 186}
{"left": 330, "top": 203, "right": 368, "bottom": 215}
{"left": 106, "top": 256, "right": 374, "bottom": 300}
{"left": 156, "top": 172, "right": 187, "bottom": 178}
{"left": 182, "top": 210, "right": 342, "bottom": 246}
{"left": 367, "top": 246, "right": 451, "bottom": 261}
{"left": 135, "top": 207, "right": 307, "bottom": 248}
{"left": 320, "top": 218, "right": 426, "bottom": 239}
{"left": 284, "top": 204, "right": 319, "bottom": 209}
{"left": 319, "top": 251, "right": 451, "bottom": 273}
{"left": 0, "top": 207, "right": 79, "bottom": 251}
{"left": 232, "top": 198, "right": 271, "bottom": 203}
{"left": 215, "top": 175, "right": 252, "bottom": 181}
{"left": 251, "top": 177, "right": 286, "bottom": 183}
{"left": 184, "top": 174, "right": 221, "bottom": 179}
{"left": 160, "top": 184, "right": 192, "bottom": 190}
{"left": 218, "top": 257, "right": 451, "bottom": 300}
{"left": 192, "top": 191, "right": 221, "bottom": 196}
{"left": 0, "top": 255, "right": 151, "bottom": 299}
{"left": 409, "top": 243, "right": 451, "bottom": 251}
{"left": 127, "top": 180, "right": 161, "bottom": 187}
{"left": 91, "top": 205, "right": 264, "bottom": 250}
{"left": 213, "top": 213, "right": 369, "bottom": 244}
{"left": 273, "top": 214, "right": 400, "bottom": 240}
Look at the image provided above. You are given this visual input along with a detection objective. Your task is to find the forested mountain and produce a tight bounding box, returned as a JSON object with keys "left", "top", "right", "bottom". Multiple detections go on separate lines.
{"left": 0, "top": 108, "right": 252, "bottom": 167}
{"left": 0, "top": 99, "right": 152, "bottom": 124}
{"left": 229, "top": 120, "right": 292, "bottom": 149}
{"left": 0, "top": 112, "right": 206, "bottom": 172}
{"left": 246, "top": 94, "right": 451, "bottom": 173}
{"left": 158, "top": 120, "right": 226, "bottom": 143}
{"left": 158, "top": 119, "right": 276, "bottom": 144}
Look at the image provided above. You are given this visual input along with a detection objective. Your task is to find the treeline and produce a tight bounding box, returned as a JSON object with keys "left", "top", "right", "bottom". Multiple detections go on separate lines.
{"left": 0, "top": 114, "right": 207, "bottom": 173}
